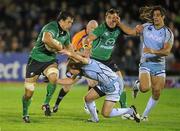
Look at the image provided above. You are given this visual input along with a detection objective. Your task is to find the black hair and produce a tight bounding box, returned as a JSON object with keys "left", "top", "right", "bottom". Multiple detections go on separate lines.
{"left": 105, "top": 8, "right": 120, "bottom": 16}
{"left": 57, "top": 11, "right": 74, "bottom": 21}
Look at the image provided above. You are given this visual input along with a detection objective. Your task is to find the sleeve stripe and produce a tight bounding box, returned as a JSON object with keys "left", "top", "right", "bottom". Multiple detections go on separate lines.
{"left": 166, "top": 27, "right": 174, "bottom": 43}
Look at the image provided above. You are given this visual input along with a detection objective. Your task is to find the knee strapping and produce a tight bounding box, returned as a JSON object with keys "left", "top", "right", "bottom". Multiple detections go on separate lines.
{"left": 25, "top": 82, "right": 35, "bottom": 91}
{"left": 46, "top": 67, "right": 59, "bottom": 78}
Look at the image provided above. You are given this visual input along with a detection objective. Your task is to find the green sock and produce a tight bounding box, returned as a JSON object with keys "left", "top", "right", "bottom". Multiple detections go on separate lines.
{"left": 44, "top": 83, "right": 57, "bottom": 105}
{"left": 119, "top": 91, "right": 127, "bottom": 108}
{"left": 22, "top": 96, "right": 31, "bottom": 116}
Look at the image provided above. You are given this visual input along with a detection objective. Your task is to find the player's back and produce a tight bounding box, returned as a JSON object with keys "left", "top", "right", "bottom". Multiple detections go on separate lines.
{"left": 72, "top": 29, "right": 87, "bottom": 51}
{"left": 81, "top": 59, "right": 118, "bottom": 85}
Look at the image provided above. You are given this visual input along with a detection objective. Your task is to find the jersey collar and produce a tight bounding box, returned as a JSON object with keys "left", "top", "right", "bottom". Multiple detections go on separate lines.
{"left": 104, "top": 22, "right": 117, "bottom": 32}
{"left": 57, "top": 21, "right": 66, "bottom": 35}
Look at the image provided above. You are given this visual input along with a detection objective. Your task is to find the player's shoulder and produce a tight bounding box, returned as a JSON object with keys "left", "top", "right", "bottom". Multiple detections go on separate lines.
{"left": 42, "top": 21, "right": 58, "bottom": 31}
{"left": 163, "top": 26, "right": 173, "bottom": 35}
{"left": 142, "top": 22, "right": 153, "bottom": 28}
{"left": 45, "top": 21, "right": 57, "bottom": 27}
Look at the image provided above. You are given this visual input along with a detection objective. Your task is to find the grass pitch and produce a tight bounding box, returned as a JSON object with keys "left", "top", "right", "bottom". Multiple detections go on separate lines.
{"left": 0, "top": 83, "right": 180, "bottom": 131}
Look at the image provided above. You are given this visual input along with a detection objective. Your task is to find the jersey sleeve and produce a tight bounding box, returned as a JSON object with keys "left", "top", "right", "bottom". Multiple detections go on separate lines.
{"left": 43, "top": 24, "right": 57, "bottom": 38}
{"left": 92, "top": 24, "right": 104, "bottom": 37}
{"left": 164, "top": 28, "right": 174, "bottom": 45}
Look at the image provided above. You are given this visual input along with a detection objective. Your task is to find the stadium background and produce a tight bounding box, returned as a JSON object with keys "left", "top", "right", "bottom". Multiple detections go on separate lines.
{"left": 0, "top": 0, "right": 180, "bottom": 131}
{"left": 0, "top": 0, "right": 179, "bottom": 87}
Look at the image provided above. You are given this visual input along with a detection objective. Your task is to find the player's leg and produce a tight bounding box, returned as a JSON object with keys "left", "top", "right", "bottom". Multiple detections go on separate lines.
{"left": 133, "top": 68, "right": 151, "bottom": 98}
{"left": 84, "top": 87, "right": 103, "bottom": 122}
{"left": 101, "top": 100, "right": 140, "bottom": 123}
{"left": 84, "top": 78, "right": 98, "bottom": 114}
{"left": 142, "top": 74, "right": 165, "bottom": 120}
{"left": 52, "top": 85, "right": 72, "bottom": 112}
{"left": 116, "top": 71, "right": 127, "bottom": 108}
{"left": 42, "top": 63, "right": 59, "bottom": 116}
{"left": 22, "top": 76, "right": 38, "bottom": 123}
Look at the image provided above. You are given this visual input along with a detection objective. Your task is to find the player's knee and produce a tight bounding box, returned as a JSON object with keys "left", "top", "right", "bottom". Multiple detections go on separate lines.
{"left": 25, "top": 82, "right": 35, "bottom": 92}
{"left": 101, "top": 111, "right": 110, "bottom": 118}
{"left": 49, "top": 75, "right": 58, "bottom": 84}
{"left": 152, "top": 89, "right": 161, "bottom": 100}
{"left": 84, "top": 95, "right": 90, "bottom": 102}
{"left": 47, "top": 68, "right": 59, "bottom": 84}
{"left": 63, "top": 85, "right": 71, "bottom": 92}
{"left": 140, "top": 83, "right": 150, "bottom": 93}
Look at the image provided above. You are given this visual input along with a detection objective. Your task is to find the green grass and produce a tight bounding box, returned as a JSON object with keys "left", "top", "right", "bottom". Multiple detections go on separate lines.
{"left": 0, "top": 83, "right": 180, "bottom": 131}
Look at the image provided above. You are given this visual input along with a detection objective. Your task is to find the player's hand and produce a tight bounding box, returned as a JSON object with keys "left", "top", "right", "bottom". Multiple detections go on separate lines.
{"left": 59, "top": 49, "right": 72, "bottom": 56}
{"left": 135, "top": 25, "right": 143, "bottom": 34}
{"left": 114, "top": 15, "right": 121, "bottom": 26}
{"left": 143, "top": 47, "right": 154, "bottom": 54}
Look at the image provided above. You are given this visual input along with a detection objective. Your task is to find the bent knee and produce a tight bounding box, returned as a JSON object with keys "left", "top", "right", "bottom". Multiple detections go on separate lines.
{"left": 84, "top": 95, "right": 90, "bottom": 102}
{"left": 140, "top": 84, "right": 150, "bottom": 93}
{"left": 63, "top": 85, "right": 71, "bottom": 92}
{"left": 48, "top": 74, "right": 58, "bottom": 84}
{"left": 101, "top": 111, "right": 110, "bottom": 118}
{"left": 152, "top": 90, "right": 161, "bottom": 100}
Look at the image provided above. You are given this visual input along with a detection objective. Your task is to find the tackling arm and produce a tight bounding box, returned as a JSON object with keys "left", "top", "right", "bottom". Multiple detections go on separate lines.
{"left": 60, "top": 49, "right": 89, "bottom": 64}
{"left": 57, "top": 77, "right": 79, "bottom": 85}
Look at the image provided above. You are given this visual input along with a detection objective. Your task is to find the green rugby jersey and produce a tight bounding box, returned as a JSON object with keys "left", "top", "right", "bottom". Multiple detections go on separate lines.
{"left": 91, "top": 23, "right": 123, "bottom": 61}
{"left": 30, "top": 21, "right": 71, "bottom": 62}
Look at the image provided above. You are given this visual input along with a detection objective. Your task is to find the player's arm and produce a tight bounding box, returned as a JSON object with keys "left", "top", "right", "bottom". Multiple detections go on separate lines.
{"left": 60, "top": 49, "right": 89, "bottom": 64}
{"left": 115, "top": 16, "right": 143, "bottom": 36}
{"left": 57, "top": 77, "right": 79, "bottom": 85}
{"left": 143, "top": 43, "right": 173, "bottom": 56}
{"left": 83, "top": 33, "right": 97, "bottom": 47}
{"left": 42, "top": 32, "right": 63, "bottom": 51}
{"left": 144, "top": 29, "right": 174, "bottom": 56}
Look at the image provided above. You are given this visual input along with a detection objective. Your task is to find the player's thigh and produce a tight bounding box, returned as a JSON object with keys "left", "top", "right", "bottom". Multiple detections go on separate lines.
{"left": 101, "top": 100, "right": 116, "bottom": 117}
{"left": 85, "top": 88, "right": 100, "bottom": 102}
{"left": 86, "top": 78, "right": 98, "bottom": 87}
{"left": 139, "top": 71, "right": 151, "bottom": 92}
{"left": 151, "top": 75, "right": 165, "bottom": 99}
{"left": 43, "top": 63, "right": 59, "bottom": 83}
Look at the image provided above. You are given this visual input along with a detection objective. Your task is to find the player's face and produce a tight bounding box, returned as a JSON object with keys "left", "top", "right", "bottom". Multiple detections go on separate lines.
{"left": 153, "top": 10, "right": 165, "bottom": 26}
{"left": 61, "top": 17, "right": 74, "bottom": 31}
{"left": 105, "top": 13, "right": 117, "bottom": 28}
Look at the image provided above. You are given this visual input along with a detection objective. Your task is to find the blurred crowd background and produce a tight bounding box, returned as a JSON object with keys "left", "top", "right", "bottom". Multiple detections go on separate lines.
{"left": 0, "top": 0, "right": 180, "bottom": 72}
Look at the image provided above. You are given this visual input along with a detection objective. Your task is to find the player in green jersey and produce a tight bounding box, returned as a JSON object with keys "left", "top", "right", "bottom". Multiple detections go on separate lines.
{"left": 22, "top": 11, "right": 74, "bottom": 123}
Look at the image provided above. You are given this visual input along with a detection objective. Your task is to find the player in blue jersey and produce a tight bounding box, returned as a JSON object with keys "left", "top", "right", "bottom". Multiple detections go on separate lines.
{"left": 57, "top": 49, "right": 140, "bottom": 123}
{"left": 132, "top": 6, "right": 174, "bottom": 121}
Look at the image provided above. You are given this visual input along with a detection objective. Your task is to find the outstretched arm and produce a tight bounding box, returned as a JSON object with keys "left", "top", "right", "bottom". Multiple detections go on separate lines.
{"left": 115, "top": 16, "right": 143, "bottom": 36}
{"left": 57, "top": 77, "right": 79, "bottom": 85}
